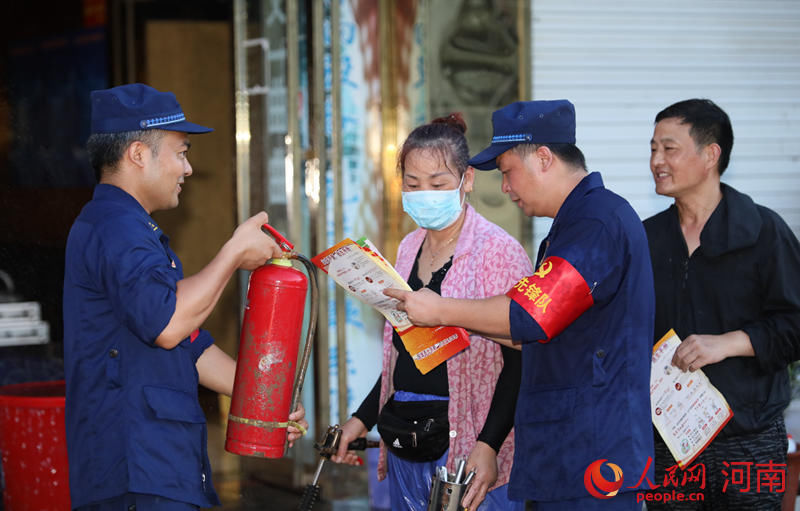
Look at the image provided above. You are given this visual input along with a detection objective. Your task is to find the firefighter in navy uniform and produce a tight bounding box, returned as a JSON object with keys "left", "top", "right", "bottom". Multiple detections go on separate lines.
{"left": 386, "top": 100, "right": 655, "bottom": 510}
{"left": 63, "top": 83, "right": 307, "bottom": 510}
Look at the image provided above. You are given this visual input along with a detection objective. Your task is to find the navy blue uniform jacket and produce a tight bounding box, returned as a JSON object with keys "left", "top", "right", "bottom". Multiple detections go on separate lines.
{"left": 63, "top": 184, "right": 219, "bottom": 508}
{"left": 508, "top": 172, "right": 655, "bottom": 501}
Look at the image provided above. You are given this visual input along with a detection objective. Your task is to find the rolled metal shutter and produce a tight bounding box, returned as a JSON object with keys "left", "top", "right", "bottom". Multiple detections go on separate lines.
{"left": 530, "top": 0, "right": 800, "bottom": 248}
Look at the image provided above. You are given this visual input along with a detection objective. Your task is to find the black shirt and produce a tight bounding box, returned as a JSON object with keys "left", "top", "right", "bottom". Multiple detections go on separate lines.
{"left": 353, "top": 245, "right": 521, "bottom": 451}
{"left": 644, "top": 184, "right": 800, "bottom": 436}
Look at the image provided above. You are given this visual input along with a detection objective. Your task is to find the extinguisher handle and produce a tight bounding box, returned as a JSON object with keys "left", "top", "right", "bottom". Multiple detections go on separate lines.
{"left": 347, "top": 438, "right": 380, "bottom": 451}
{"left": 261, "top": 223, "right": 294, "bottom": 252}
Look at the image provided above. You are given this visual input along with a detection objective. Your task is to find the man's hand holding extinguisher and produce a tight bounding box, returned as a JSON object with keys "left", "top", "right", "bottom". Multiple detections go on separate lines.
{"left": 157, "top": 211, "right": 282, "bottom": 348}
{"left": 166, "top": 211, "right": 308, "bottom": 442}
{"left": 228, "top": 211, "right": 286, "bottom": 270}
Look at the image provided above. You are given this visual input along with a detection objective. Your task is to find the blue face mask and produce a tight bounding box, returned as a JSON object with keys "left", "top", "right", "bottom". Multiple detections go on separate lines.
{"left": 401, "top": 175, "right": 465, "bottom": 231}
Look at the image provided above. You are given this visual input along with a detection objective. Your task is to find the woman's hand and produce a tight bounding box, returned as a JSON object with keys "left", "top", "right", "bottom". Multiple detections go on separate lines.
{"left": 460, "top": 441, "right": 498, "bottom": 510}
{"left": 330, "top": 416, "right": 368, "bottom": 466}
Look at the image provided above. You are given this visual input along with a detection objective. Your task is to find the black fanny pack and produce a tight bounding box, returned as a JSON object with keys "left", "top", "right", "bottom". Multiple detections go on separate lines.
{"left": 377, "top": 395, "right": 449, "bottom": 462}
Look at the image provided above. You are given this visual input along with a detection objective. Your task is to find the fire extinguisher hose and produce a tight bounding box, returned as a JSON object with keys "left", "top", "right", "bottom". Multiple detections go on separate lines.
{"left": 287, "top": 253, "right": 319, "bottom": 426}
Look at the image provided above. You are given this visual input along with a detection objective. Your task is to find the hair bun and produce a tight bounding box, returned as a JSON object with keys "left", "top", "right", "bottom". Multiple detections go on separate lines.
{"left": 431, "top": 112, "right": 467, "bottom": 134}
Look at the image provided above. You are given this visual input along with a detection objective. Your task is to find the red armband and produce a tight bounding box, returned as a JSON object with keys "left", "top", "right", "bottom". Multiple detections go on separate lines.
{"left": 190, "top": 329, "right": 200, "bottom": 343}
{"left": 506, "top": 256, "right": 594, "bottom": 341}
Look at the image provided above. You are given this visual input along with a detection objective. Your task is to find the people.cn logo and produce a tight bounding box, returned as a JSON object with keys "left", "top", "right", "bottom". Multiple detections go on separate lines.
{"left": 584, "top": 459, "right": 624, "bottom": 499}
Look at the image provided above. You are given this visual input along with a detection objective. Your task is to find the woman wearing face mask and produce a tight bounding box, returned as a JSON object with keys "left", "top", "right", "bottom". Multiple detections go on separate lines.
{"left": 332, "top": 113, "right": 533, "bottom": 511}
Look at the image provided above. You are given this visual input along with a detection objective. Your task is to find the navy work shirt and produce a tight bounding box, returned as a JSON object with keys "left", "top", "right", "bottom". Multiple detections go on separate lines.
{"left": 507, "top": 172, "right": 655, "bottom": 502}
{"left": 63, "top": 184, "right": 219, "bottom": 508}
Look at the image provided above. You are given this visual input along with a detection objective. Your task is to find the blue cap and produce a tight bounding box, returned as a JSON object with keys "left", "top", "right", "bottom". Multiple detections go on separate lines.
{"left": 468, "top": 100, "right": 576, "bottom": 170}
{"left": 90, "top": 83, "right": 213, "bottom": 135}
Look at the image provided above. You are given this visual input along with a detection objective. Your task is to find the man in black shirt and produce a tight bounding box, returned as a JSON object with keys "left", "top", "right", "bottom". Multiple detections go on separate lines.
{"left": 644, "top": 98, "right": 800, "bottom": 508}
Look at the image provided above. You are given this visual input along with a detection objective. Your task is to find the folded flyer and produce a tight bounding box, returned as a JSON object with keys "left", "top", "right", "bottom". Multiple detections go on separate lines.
{"left": 312, "top": 238, "right": 470, "bottom": 374}
{"left": 651, "top": 329, "right": 733, "bottom": 468}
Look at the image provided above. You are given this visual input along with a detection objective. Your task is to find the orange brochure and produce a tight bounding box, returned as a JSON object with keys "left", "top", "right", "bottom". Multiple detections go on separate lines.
{"left": 313, "top": 238, "right": 470, "bottom": 374}
{"left": 395, "top": 324, "right": 470, "bottom": 375}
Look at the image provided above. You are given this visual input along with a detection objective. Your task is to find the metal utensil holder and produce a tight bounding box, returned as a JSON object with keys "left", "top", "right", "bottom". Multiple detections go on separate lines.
{"left": 427, "top": 474, "right": 469, "bottom": 511}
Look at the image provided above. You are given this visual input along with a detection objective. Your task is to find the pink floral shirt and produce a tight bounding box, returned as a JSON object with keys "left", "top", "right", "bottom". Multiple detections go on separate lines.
{"left": 377, "top": 204, "right": 533, "bottom": 489}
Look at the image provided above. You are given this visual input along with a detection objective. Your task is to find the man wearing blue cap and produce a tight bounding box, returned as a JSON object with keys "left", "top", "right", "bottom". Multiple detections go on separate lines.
{"left": 386, "top": 100, "right": 655, "bottom": 509}
{"left": 63, "top": 83, "right": 307, "bottom": 510}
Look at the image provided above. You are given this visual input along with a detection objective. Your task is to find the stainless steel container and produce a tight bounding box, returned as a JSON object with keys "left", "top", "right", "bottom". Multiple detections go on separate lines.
{"left": 427, "top": 474, "right": 469, "bottom": 511}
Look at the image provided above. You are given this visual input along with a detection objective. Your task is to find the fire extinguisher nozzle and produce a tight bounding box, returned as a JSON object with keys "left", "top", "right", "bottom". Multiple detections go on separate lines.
{"left": 261, "top": 223, "right": 295, "bottom": 251}
{"left": 297, "top": 483, "right": 321, "bottom": 511}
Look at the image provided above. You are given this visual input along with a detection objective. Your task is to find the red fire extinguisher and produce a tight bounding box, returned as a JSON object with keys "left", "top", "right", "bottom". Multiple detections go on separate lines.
{"left": 225, "top": 225, "right": 317, "bottom": 458}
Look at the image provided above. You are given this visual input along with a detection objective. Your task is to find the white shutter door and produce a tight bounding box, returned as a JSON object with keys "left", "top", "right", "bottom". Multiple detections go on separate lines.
{"left": 530, "top": 0, "right": 800, "bottom": 250}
